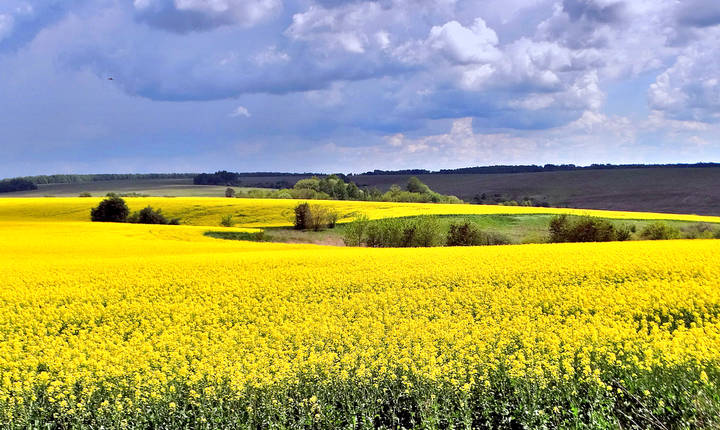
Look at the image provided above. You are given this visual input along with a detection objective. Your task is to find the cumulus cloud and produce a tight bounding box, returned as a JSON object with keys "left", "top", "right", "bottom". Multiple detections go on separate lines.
{"left": 3, "top": 0, "right": 720, "bottom": 175}
{"left": 649, "top": 39, "right": 720, "bottom": 122}
{"left": 229, "top": 105, "right": 251, "bottom": 117}
{"left": 426, "top": 18, "right": 501, "bottom": 64}
{"left": 133, "top": 0, "right": 282, "bottom": 33}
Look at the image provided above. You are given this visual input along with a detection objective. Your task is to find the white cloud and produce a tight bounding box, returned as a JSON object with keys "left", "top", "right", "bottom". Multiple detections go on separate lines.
{"left": 229, "top": 105, "right": 251, "bottom": 117}
{"left": 0, "top": 14, "right": 14, "bottom": 42}
{"left": 648, "top": 37, "right": 720, "bottom": 122}
{"left": 427, "top": 18, "right": 501, "bottom": 64}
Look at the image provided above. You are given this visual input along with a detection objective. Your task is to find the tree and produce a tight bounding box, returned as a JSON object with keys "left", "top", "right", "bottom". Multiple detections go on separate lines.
{"left": 91, "top": 195, "right": 129, "bottom": 222}
{"left": 225, "top": 187, "right": 236, "bottom": 198}
{"left": 130, "top": 206, "right": 169, "bottom": 224}
{"left": 332, "top": 180, "right": 348, "bottom": 200}
{"left": 346, "top": 182, "right": 361, "bottom": 200}
{"left": 294, "top": 202, "right": 311, "bottom": 230}
{"left": 406, "top": 176, "right": 430, "bottom": 194}
{"left": 294, "top": 178, "right": 321, "bottom": 192}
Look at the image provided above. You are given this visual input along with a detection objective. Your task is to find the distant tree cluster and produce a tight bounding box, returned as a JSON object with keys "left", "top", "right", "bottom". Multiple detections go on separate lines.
{"left": 548, "top": 215, "right": 631, "bottom": 243}
{"left": 473, "top": 193, "right": 550, "bottom": 207}
{"left": 342, "top": 216, "right": 510, "bottom": 247}
{"left": 193, "top": 171, "right": 242, "bottom": 186}
{"left": 91, "top": 194, "right": 179, "bottom": 225}
{"left": 358, "top": 162, "right": 720, "bottom": 176}
{"left": 233, "top": 175, "right": 462, "bottom": 204}
{"left": 4, "top": 173, "right": 194, "bottom": 185}
{"left": 0, "top": 178, "right": 37, "bottom": 193}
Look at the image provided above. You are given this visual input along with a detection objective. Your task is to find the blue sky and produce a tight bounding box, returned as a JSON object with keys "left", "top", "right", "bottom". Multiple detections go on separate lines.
{"left": 1, "top": 0, "right": 719, "bottom": 176}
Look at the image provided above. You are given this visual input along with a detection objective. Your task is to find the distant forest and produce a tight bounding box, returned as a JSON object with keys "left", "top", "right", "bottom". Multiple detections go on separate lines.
{"left": 3, "top": 163, "right": 719, "bottom": 189}
{"left": 14, "top": 173, "right": 196, "bottom": 184}
{"left": 358, "top": 162, "right": 720, "bottom": 176}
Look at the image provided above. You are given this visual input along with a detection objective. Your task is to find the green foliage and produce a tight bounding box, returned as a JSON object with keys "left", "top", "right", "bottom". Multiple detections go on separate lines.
{"left": 220, "top": 215, "right": 236, "bottom": 227}
{"left": 237, "top": 175, "right": 462, "bottom": 204}
{"left": 225, "top": 187, "right": 236, "bottom": 198}
{"left": 406, "top": 176, "right": 430, "bottom": 194}
{"left": 681, "top": 223, "right": 718, "bottom": 239}
{"left": 640, "top": 222, "right": 681, "bottom": 240}
{"left": 128, "top": 206, "right": 179, "bottom": 225}
{"left": 294, "top": 203, "right": 311, "bottom": 230}
{"left": 293, "top": 178, "right": 321, "bottom": 192}
{"left": 549, "top": 215, "right": 630, "bottom": 243}
{"left": 293, "top": 203, "right": 337, "bottom": 231}
{"left": 78, "top": 192, "right": 92, "bottom": 197}
{"left": 204, "top": 231, "right": 265, "bottom": 242}
{"left": 343, "top": 214, "right": 370, "bottom": 246}
{"left": 90, "top": 196, "right": 130, "bottom": 222}
{"left": 344, "top": 216, "right": 446, "bottom": 247}
{"left": 446, "top": 222, "right": 511, "bottom": 246}
{"left": 0, "top": 178, "right": 38, "bottom": 193}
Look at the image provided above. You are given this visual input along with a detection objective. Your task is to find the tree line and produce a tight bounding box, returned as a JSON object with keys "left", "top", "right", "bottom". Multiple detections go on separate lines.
{"left": 358, "top": 162, "right": 720, "bottom": 176}
{"left": 1, "top": 173, "right": 196, "bottom": 186}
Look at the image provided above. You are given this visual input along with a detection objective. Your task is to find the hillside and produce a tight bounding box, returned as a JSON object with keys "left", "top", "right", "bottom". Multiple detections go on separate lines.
{"left": 348, "top": 167, "right": 720, "bottom": 215}
{"left": 3, "top": 166, "right": 719, "bottom": 215}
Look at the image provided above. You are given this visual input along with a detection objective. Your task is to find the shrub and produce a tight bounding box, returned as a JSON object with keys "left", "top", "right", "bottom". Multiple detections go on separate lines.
{"left": 412, "top": 216, "right": 444, "bottom": 247}
{"left": 682, "top": 223, "right": 717, "bottom": 239}
{"left": 446, "top": 222, "right": 510, "bottom": 246}
{"left": 549, "top": 215, "right": 629, "bottom": 243}
{"left": 308, "top": 206, "right": 330, "bottom": 231}
{"left": 91, "top": 195, "right": 129, "bottom": 222}
{"left": 344, "top": 216, "right": 445, "bottom": 247}
{"left": 343, "top": 214, "right": 370, "bottom": 246}
{"left": 225, "top": 187, "right": 236, "bottom": 198}
{"left": 446, "top": 222, "right": 482, "bottom": 246}
{"left": 615, "top": 224, "right": 633, "bottom": 241}
{"left": 326, "top": 210, "right": 340, "bottom": 229}
{"left": 640, "top": 222, "right": 680, "bottom": 240}
{"left": 78, "top": 192, "right": 92, "bottom": 197}
{"left": 294, "top": 203, "right": 311, "bottom": 230}
{"left": 220, "top": 215, "right": 236, "bottom": 227}
{"left": 128, "top": 206, "right": 176, "bottom": 225}
{"left": 293, "top": 203, "right": 337, "bottom": 231}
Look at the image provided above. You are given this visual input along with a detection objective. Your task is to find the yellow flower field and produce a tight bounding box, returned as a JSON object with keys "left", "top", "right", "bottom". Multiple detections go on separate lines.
{"left": 1, "top": 197, "right": 719, "bottom": 228}
{"left": 1, "top": 215, "right": 719, "bottom": 428}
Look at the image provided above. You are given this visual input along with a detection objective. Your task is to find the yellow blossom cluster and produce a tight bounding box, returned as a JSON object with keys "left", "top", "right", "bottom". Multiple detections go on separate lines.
{"left": 0, "top": 218, "right": 718, "bottom": 425}
{"left": 1, "top": 197, "right": 719, "bottom": 228}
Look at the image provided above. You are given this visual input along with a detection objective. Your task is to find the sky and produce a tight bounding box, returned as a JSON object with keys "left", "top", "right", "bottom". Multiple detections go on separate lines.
{"left": 1, "top": 0, "right": 719, "bottom": 176}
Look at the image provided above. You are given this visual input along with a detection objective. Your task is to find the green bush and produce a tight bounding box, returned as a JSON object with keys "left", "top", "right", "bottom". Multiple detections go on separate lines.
{"left": 344, "top": 216, "right": 445, "bottom": 247}
{"left": 128, "top": 206, "right": 179, "bottom": 225}
{"left": 343, "top": 214, "right": 370, "bottom": 246}
{"left": 91, "top": 195, "right": 129, "bottom": 222}
{"left": 446, "top": 222, "right": 510, "bottom": 246}
{"left": 224, "top": 187, "right": 236, "bottom": 198}
{"left": 294, "top": 203, "right": 311, "bottom": 230}
{"left": 293, "top": 203, "right": 337, "bottom": 231}
{"left": 640, "top": 222, "right": 680, "bottom": 240}
{"left": 220, "top": 214, "right": 236, "bottom": 227}
{"left": 78, "top": 192, "right": 92, "bottom": 197}
{"left": 682, "top": 223, "right": 717, "bottom": 239}
{"left": 549, "top": 215, "right": 629, "bottom": 243}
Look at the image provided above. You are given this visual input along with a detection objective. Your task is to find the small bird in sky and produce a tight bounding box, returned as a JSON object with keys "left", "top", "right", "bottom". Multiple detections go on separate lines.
{"left": 107, "top": 77, "right": 114, "bottom": 80}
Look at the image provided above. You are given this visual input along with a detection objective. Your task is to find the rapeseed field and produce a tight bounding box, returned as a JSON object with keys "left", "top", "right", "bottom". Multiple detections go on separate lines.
{"left": 1, "top": 197, "right": 720, "bottom": 227}
{"left": 1, "top": 212, "right": 719, "bottom": 428}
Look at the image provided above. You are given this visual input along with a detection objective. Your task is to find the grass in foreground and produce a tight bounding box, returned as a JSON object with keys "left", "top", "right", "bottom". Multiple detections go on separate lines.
{"left": 213, "top": 214, "right": 720, "bottom": 246}
{"left": 1, "top": 221, "right": 719, "bottom": 428}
